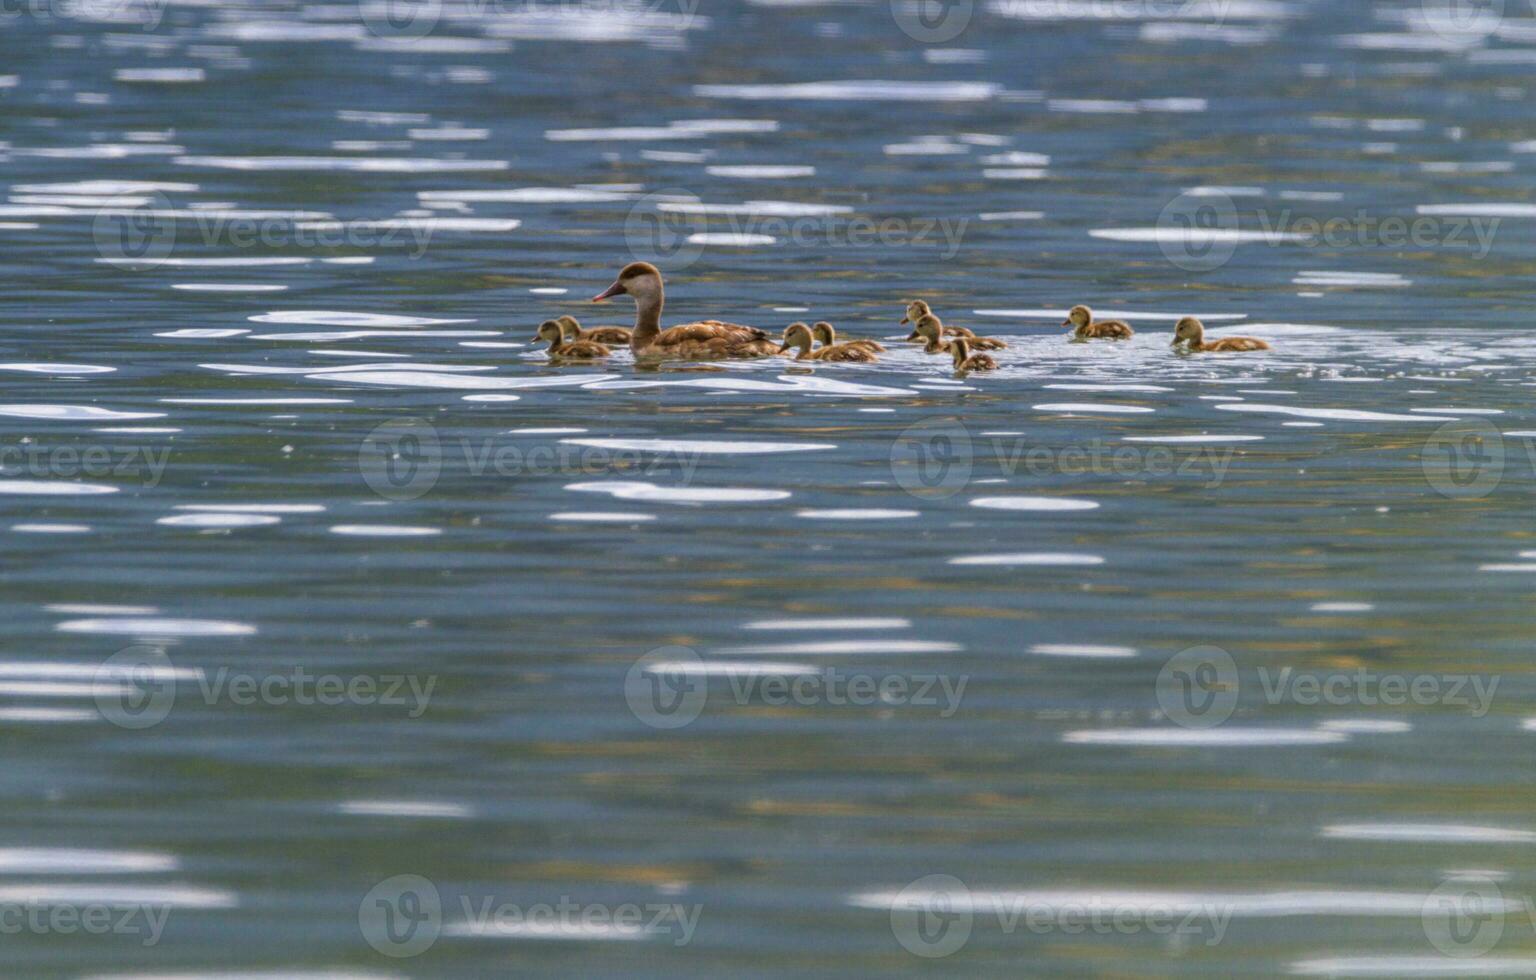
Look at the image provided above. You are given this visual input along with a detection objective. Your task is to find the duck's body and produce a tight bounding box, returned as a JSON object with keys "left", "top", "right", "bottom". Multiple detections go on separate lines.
{"left": 592, "top": 262, "right": 779, "bottom": 361}
{"left": 779, "top": 322, "right": 879, "bottom": 362}
{"left": 535, "top": 319, "right": 611, "bottom": 360}
{"left": 1065, "top": 305, "right": 1134, "bottom": 341}
{"left": 557, "top": 315, "right": 631, "bottom": 346}
{"left": 1172, "top": 316, "right": 1271, "bottom": 353}
{"left": 950, "top": 338, "right": 997, "bottom": 373}
{"left": 811, "top": 321, "right": 885, "bottom": 355}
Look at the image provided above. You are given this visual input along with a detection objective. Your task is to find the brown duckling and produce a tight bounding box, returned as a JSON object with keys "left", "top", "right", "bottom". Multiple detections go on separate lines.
{"left": 780, "top": 322, "right": 879, "bottom": 362}
{"left": 557, "top": 314, "right": 631, "bottom": 346}
{"left": 534, "top": 319, "right": 610, "bottom": 360}
{"left": 1064, "top": 304, "right": 1134, "bottom": 341}
{"left": 900, "top": 300, "right": 977, "bottom": 342}
{"left": 950, "top": 337, "right": 997, "bottom": 373}
{"left": 592, "top": 261, "right": 780, "bottom": 360}
{"left": 1172, "top": 316, "right": 1271, "bottom": 352}
{"left": 811, "top": 320, "right": 885, "bottom": 354}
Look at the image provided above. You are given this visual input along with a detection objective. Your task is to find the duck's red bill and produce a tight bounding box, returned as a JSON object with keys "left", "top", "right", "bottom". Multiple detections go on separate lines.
{"left": 592, "top": 281, "right": 625, "bottom": 302}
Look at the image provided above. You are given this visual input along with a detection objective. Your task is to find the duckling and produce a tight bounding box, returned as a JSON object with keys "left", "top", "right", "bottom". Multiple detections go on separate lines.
{"left": 557, "top": 314, "right": 631, "bottom": 346}
{"left": 900, "top": 300, "right": 977, "bottom": 342}
{"left": 1172, "top": 316, "right": 1271, "bottom": 353}
{"left": 910, "top": 313, "right": 952, "bottom": 354}
{"left": 1064, "top": 304, "right": 1134, "bottom": 341}
{"left": 592, "top": 261, "right": 780, "bottom": 360}
{"left": 950, "top": 337, "right": 997, "bottom": 373}
{"left": 811, "top": 320, "right": 885, "bottom": 354}
{"left": 779, "top": 322, "right": 879, "bottom": 362}
{"left": 534, "top": 319, "right": 610, "bottom": 360}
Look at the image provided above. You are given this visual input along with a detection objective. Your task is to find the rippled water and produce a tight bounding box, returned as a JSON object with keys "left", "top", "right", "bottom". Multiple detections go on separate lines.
{"left": 5, "top": 0, "right": 1536, "bottom": 975}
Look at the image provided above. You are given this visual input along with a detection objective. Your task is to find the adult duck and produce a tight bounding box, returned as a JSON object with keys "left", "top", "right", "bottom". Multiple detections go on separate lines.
{"left": 1172, "top": 316, "right": 1271, "bottom": 352}
{"left": 591, "top": 262, "right": 779, "bottom": 360}
{"left": 1064, "top": 305, "right": 1134, "bottom": 341}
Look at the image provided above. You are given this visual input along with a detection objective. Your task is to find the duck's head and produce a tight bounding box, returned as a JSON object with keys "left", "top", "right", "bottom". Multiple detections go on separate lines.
{"left": 949, "top": 337, "right": 971, "bottom": 366}
{"left": 811, "top": 321, "right": 837, "bottom": 345}
{"left": 780, "top": 321, "right": 814, "bottom": 353}
{"left": 1173, "top": 315, "right": 1204, "bottom": 347}
{"left": 913, "top": 313, "right": 945, "bottom": 345}
{"left": 899, "top": 299, "right": 931, "bottom": 326}
{"left": 535, "top": 319, "right": 565, "bottom": 347}
{"left": 592, "top": 261, "right": 662, "bottom": 305}
{"left": 556, "top": 315, "right": 581, "bottom": 336}
{"left": 1064, "top": 305, "right": 1092, "bottom": 329}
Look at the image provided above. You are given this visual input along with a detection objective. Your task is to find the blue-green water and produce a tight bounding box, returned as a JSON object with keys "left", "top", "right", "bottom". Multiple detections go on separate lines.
{"left": 3, "top": 0, "right": 1536, "bottom": 976}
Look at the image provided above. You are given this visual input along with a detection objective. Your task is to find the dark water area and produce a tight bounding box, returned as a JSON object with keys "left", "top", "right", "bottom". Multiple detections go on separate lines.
{"left": 2, "top": 0, "right": 1536, "bottom": 976}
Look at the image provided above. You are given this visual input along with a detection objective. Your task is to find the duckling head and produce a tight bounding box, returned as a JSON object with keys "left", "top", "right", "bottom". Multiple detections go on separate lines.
{"left": 556, "top": 315, "right": 582, "bottom": 337}
{"left": 811, "top": 321, "right": 837, "bottom": 345}
{"left": 1064, "top": 305, "right": 1092, "bottom": 329}
{"left": 780, "top": 321, "right": 814, "bottom": 353}
{"left": 1173, "top": 315, "right": 1204, "bottom": 348}
{"left": 899, "top": 299, "right": 931, "bottom": 326}
{"left": 949, "top": 337, "right": 972, "bottom": 367}
{"left": 593, "top": 261, "right": 662, "bottom": 305}
{"left": 535, "top": 319, "right": 565, "bottom": 347}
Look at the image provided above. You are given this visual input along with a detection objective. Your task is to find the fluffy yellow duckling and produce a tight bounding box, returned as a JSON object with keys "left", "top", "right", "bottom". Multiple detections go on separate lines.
{"left": 900, "top": 299, "right": 977, "bottom": 342}
{"left": 1064, "top": 305, "right": 1134, "bottom": 341}
{"left": 780, "top": 322, "right": 879, "bottom": 362}
{"left": 950, "top": 337, "right": 997, "bottom": 373}
{"left": 592, "top": 261, "right": 780, "bottom": 360}
{"left": 811, "top": 320, "right": 885, "bottom": 354}
{"left": 1172, "top": 316, "right": 1271, "bottom": 352}
{"left": 557, "top": 314, "right": 631, "bottom": 346}
{"left": 534, "top": 319, "right": 610, "bottom": 360}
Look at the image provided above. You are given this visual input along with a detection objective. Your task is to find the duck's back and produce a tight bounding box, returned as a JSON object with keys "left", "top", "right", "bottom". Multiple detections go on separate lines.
{"left": 1204, "top": 336, "right": 1270, "bottom": 352}
{"left": 642, "top": 320, "right": 777, "bottom": 358}
{"left": 1080, "top": 320, "right": 1134, "bottom": 340}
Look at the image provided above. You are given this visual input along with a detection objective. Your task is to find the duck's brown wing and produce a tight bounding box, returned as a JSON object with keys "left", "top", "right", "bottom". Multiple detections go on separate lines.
{"left": 820, "top": 343, "right": 878, "bottom": 363}
{"left": 646, "top": 320, "right": 777, "bottom": 359}
{"left": 845, "top": 339, "right": 886, "bottom": 352}
{"left": 944, "top": 326, "right": 977, "bottom": 338}
{"left": 1207, "top": 336, "right": 1270, "bottom": 352}
{"left": 968, "top": 336, "right": 1008, "bottom": 351}
{"left": 583, "top": 326, "right": 632, "bottom": 344}
{"left": 1086, "top": 320, "right": 1134, "bottom": 339}
{"left": 552, "top": 340, "right": 611, "bottom": 359}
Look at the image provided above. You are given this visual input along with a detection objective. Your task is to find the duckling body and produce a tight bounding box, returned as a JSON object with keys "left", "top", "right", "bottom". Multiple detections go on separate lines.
{"left": 779, "top": 322, "right": 879, "bottom": 362}
{"left": 811, "top": 321, "right": 885, "bottom": 355}
{"left": 1065, "top": 305, "right": 1133, "bottom": 341}
{"left": 950, "top": 338, "right": 997, "bottom": 373}
{"left": 535, "top": 319, "right": 611, "bottom": 360}
{"left": 1172, "top": 316, "right": 1271, "bottom": 353}
{"left": 901, "top": 300, "right": 978, "bottom": 343}
{"left": 592, "top": 262, "right": 779, "bottom": 361}
{"left": 557, "top": 315, "right": 631, "bottom": 346}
